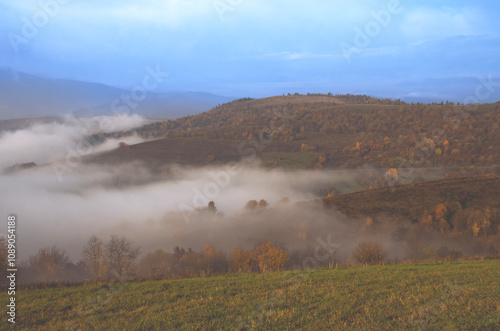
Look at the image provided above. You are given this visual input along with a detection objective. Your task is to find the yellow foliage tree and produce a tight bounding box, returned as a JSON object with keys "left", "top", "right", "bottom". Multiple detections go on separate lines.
{"left": 472, "top": 223, "right": 480, "bottom": 237}
{"left": 203, "top": 244, "right": 218, "bottom": 257}
{"left": 253, "top": 241, "right": 288, "bottom": 272}
{"left": 420, "top": 213, "right": 433, "bottom": 229}
{"left": 443, "top": 140, "right": 450, "bottom": 152}
{"left": 231, "top": 248, "right": 253, "bottom": 273}
{"left": 385, "top": 168, "right": 398, "bottom": 185}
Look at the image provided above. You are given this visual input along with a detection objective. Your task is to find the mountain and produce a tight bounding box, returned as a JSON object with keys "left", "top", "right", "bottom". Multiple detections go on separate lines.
{"left": 0, "top": 68, "right": 234, "bottom": 119}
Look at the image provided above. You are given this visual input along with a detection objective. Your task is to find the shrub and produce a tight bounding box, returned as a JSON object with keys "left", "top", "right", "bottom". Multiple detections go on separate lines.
{"left": 351, "top": 241, "right": 387, "bottom": 265}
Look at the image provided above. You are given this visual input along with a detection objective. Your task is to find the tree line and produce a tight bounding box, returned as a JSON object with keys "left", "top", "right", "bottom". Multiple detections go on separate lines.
{"left": 1, "top": 234, "right": 497, "bottom": 286}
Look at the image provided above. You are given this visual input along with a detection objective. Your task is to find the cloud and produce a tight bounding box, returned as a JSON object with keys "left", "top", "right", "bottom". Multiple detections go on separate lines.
{"left": 1, "top": 1, "right": 499, "bottom": 107}
{"left": 0, "top": 114, "right": 147, "bottom": 169}
{"left": 400, "top": 6, "right": 485, "bottom": 41}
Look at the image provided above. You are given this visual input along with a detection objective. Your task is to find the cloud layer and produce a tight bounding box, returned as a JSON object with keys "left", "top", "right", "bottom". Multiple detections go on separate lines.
{"left": 0, "top": 114, "right": 147, "bottom": 169}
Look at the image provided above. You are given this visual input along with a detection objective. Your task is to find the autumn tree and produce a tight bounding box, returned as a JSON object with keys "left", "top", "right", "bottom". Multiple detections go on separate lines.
{"left": 315, "top": 155, "right": 327, "bottom": 169}
{"left": 118, "top": 142, "right": 130, "bottom": 149}
{"left": 105, "top": 235, "right": 140, "bottom": 277}
{"left": 245, "top": 200, "right": 258, "bottom": 210}
{"left": 253, "top": 241, "right": 288, "bottom": 272}
{"left": 467, "top": 210, "right": 491, "bottom": 237}
{"left": 300, "top": 143, "right": 316, "bottom": 152}
{"left": 82, "top": 235, "right": 107, "bottom": 281}
{"left": 231, "top": 248, "right": 253, "bottom": 273}
{"left": 137, "top": 250, "right": 176, "bottom": 280}
{"left": 385, "top": 168, "right": 398, "bottom": 186}
{"left": 419, "top": 212, "right": 434, "bottom": 230}
{"left": 351, "top": 241, "right": 387, "bottom": 265}
{"left": 202, "top": 244, "right": 228, "bottom": 274}
{"left": 258, "top": 199, "right": 268, "bottom": 208}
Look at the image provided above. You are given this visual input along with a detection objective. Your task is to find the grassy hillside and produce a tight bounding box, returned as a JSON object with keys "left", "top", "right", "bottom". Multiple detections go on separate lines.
{"left": 90, "top": 95, "right": 500, "bottom": 172}
{"left": 324, "top": 175, "right": 500, "bottom": 221}
{"left": 89, "top": 137, "right": 242, "bottom": 167}
{"left": 5, "top": 260, "right": 499, "bottom": 330}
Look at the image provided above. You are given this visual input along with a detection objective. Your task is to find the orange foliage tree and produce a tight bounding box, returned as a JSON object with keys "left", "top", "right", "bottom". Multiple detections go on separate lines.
{"left": 245, "top": 200, "right": 258, "bottom": 210}
{"left": 258, "top": 199, "right": 268, "bottom": 208}
{"left": 231, "top": 248, "right": 253, "bottom": 273}
{"left": 253, "top": 241, "right": 288, "bottom": 272}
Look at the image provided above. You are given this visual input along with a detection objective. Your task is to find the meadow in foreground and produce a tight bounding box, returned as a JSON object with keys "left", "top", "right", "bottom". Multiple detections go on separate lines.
{"left": 3, "top": 259, "right": 499, "bottom": 330}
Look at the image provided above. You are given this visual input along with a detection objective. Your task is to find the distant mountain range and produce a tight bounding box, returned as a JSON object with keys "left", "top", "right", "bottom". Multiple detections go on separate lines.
{"left": 0, "top": 68, "right": 235, "bottom": 120}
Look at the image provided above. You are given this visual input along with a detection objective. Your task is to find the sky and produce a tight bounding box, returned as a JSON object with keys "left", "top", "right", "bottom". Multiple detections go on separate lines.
{"left": 1, "top": 0, "right": 500, "bottom": 101}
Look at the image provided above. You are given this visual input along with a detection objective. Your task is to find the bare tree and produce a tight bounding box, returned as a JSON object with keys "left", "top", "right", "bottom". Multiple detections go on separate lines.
{"left": 28, "top": 246, "right": 70, "bottom": 282}
{"left": 105, "top": 235, "right": 140, "bottom": 278}
{"left": 82, "top": 235, "right": 107, "bottom": 281}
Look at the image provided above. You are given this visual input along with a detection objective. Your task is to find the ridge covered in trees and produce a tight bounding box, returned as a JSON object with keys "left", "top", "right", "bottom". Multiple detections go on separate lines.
{"left": 91, "top": 94, "right": 500, "bottom": 172}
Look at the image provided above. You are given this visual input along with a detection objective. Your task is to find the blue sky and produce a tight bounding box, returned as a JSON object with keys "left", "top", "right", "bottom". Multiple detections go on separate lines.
{"left": 1, "top": 0, "right": 500, "bottom": 101}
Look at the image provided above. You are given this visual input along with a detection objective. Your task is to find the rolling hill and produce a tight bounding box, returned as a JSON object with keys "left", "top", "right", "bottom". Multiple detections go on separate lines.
{"left": 323, "top": 174, "right": 500, "bottom": 221}
{"left": 88, "top": 94, "right": 500, "bottom": 177}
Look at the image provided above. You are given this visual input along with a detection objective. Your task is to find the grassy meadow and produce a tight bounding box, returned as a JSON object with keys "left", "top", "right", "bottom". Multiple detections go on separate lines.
{"left": 3, "top": 259, "right": 499, "bottom": 330}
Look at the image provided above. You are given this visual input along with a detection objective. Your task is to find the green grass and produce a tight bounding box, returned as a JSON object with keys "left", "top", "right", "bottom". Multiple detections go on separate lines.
{"left": 2, "top": 260, "right": 499, "bottom": 330}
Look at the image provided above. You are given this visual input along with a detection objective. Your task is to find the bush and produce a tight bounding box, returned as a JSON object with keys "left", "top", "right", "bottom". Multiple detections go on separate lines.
{"left": 351, "top": 241, "right": 387, "bottom": 265}
{"left": 437, "top": 246, "right": 465, "bottom": 261}
{"left": 137, "top": 250, "right": 176, "bottom": 280}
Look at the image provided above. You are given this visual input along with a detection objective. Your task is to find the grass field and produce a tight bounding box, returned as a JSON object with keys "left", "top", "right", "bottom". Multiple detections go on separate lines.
{"left": 3, "top": 260, "right": 499, "bottom": 330}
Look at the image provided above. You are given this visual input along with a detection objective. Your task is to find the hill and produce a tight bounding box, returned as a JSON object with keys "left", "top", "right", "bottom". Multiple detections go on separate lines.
{"left": 90, "top": 94, "right": 500, "bottom": 173}
{"left": 320, "top": 174, "right": 500, "bottom": 252}
{"left": 6, "top": 260, "right": 499, "bottom": 330}
{"left": 0, "top": 69, "right": 234, "bottom": 119}
{"left": 324, "top": 175, "right": 500, "bottom": 221}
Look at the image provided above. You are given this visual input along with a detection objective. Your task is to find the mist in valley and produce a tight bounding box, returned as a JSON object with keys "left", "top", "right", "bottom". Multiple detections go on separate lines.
{"left": 0, "top": 115, "right": 418, "bottom": 269}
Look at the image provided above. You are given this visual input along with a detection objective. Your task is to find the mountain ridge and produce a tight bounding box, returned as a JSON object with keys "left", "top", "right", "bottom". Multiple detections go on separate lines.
{"left": 0, "top": 68, "right": 235, "bottom": 119}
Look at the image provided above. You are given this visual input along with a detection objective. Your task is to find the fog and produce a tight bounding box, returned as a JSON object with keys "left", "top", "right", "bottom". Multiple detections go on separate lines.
{"left": 0, "top": 115, "right": 410, "bottom": 264}
{"left": 0, "top": 114, "right": 147, "bottom": 169}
